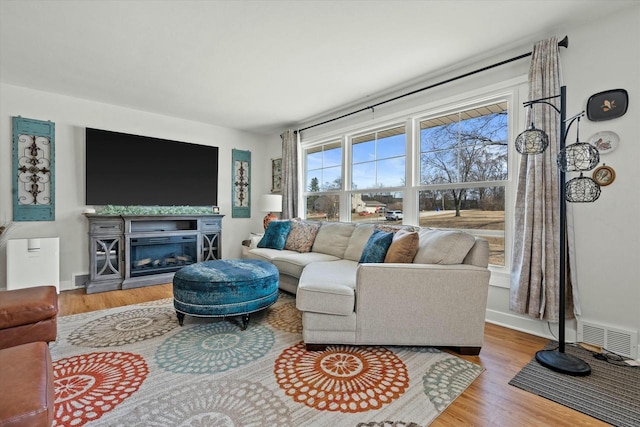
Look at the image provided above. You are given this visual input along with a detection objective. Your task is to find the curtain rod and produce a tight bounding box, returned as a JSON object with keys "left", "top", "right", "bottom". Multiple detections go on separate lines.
{"left": 296, "top": 36, "right": 568, "bottom": 134}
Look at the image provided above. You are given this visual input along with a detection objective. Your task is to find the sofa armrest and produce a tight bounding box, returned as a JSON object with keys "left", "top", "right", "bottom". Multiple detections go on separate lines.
{"left": 242, "top": 234, "right": 264, "bottom": 250}
{"left": 354, "top": 263, "right": 490, "bottom": 346}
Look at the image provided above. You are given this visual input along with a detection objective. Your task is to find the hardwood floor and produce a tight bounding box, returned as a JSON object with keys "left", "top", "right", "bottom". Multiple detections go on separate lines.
{"left": 58, "top": 284, "right": 608, "bottom": 427}
{"left": 57, "top": 284, "right": 173, "bottom": 316}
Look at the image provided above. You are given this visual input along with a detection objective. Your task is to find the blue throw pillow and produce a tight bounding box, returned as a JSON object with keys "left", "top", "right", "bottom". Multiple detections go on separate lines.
{"left": 257, "top": 220, "right": 292, "bottom": 250}
{"left": 359, "top": 229, "right": 394, "bottom": 263}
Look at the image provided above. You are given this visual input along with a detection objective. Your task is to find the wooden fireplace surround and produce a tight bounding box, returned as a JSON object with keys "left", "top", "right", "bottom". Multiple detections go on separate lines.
{"left": 84, "top": 214, "right": 223, "bottom": 294}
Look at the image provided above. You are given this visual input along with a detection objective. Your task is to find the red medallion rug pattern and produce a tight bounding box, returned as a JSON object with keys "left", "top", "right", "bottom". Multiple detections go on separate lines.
{"left": 52, "top": 351, "right": 148, "bottom": 426}
{"left": 275, "top": 342, "right": 409, "bottom": 412}
{"left": 51, "top": 292, "right": 483, "bottom": 426}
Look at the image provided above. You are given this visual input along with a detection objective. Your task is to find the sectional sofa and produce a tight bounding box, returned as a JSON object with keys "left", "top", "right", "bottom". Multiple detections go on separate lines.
{"left": 243, "top": 219, "right": 491, "bottom": 354}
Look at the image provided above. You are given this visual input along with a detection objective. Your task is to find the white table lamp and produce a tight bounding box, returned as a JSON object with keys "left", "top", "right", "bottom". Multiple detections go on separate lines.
{"left": 261, "top": 194, "right": 282, "bottom": 230}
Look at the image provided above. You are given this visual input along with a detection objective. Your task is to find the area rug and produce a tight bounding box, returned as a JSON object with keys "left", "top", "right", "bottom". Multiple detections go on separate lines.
{"left": 509, "top": 341, "right": 640, "bottom": 427}
{"left": 50, "top": 293, "right": 484, "bottom": 426}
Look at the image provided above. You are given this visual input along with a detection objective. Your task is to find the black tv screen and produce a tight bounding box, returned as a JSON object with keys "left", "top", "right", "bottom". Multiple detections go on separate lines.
{"left": 85, "top": 128, "right": 218, "bottom": 206}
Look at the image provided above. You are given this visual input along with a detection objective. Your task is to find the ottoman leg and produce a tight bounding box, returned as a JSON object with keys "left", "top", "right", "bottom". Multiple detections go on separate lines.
{"left": 241, "top": 314, "right": 250, "bottom": 330}
{"left": 176, "top": 311, "right": 185, "bottom": 326}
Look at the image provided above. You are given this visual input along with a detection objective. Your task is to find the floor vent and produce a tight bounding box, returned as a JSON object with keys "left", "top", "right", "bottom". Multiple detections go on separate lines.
{"left": 577, "top": 319, "right": 638, "bottom": 360}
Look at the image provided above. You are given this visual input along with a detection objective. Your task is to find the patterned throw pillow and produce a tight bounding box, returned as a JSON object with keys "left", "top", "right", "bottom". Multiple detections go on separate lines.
{"left": 374, "top": 224, "right": 419, "bottom": 234}
{"left": 384, "top": 229, "right": 419, "bottom": 263}
{"left": 359, "top": 229, "right": 394, "bottom": 263}
{"left": 284, "top": 220, "right": 321, "bottom": 253}
{"left": 257, "top": 220, "right": 292, "bottom": 250}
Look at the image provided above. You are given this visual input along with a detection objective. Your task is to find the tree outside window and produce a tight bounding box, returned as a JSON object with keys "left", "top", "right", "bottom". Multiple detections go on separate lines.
{"left": 301, "top": 99, "right": 511, "bottom": 266}
{"left": 305, "top": 141, "right": 341, "bottom": 221}
{"left": 419, "top": 102, "right": 508, "bottom": 265}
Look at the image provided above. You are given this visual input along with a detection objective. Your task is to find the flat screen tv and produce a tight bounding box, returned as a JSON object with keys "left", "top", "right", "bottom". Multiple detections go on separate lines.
{"left": 85, "top": 128, "right": 218, "bottom": 206}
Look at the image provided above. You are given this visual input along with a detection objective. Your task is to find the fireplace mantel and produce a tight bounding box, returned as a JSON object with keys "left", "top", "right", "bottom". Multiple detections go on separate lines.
{"left": 85, "top": 214, "right": 223, "bottom": 294}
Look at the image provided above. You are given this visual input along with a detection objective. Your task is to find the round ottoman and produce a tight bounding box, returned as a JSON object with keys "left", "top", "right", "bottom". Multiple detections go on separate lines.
{"left": 173, "top": 259, "right": 279, "bottom": 329}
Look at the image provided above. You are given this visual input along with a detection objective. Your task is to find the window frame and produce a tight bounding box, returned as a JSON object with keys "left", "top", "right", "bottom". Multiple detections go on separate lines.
{"left": 350, "top": 124, "right": 407, "bottom": 191}
{"left": 299, "top": 79, "right": 527, "bottom": 286}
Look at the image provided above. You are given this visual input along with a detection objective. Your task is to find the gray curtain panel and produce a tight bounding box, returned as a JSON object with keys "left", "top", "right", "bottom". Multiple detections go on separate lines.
{"left": 280, "top": 129, "right": 298, "bottom": 219}
{"left": 510, "top": 37, "right": 579, "bottom": 322}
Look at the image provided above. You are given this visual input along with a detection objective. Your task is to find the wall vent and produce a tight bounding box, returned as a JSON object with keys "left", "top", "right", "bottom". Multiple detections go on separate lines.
{"left": 577, "top": 319, "right": 638, "bottom": 360}
{"left": 73, "top": 273, "right": 89, "bottom": 288}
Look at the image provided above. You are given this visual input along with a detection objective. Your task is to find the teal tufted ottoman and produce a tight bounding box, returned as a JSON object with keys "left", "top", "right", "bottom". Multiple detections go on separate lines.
{"left": 173, "top": 259, "right": 279, "bottom": 329}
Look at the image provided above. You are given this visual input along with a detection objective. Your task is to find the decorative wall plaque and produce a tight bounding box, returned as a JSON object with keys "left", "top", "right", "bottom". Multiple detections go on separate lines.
{"left": 592, "top": 164, "right": 616, "bottom": 186}
{"left": 231, "top": 149, "right": 251, "bottom": 218}
{"left": 271, "top": 157, "right": 282, "bottom": 193}
{"left": 12, "top": 117, "right": 55, "bottom": 221}
{"left": 586, "top": 89, "right": 628, "bottom": 121}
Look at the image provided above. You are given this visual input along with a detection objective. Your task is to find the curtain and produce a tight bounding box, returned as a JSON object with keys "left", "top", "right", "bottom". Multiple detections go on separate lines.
{"left": 280, "top": 129, "right": 298, "bottom": 219}
{"left": 510, "top": 37, "right": 579, "bottom": 322}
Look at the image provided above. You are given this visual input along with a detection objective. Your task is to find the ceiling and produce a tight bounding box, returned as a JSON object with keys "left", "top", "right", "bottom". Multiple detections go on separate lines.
{"left": 0, "top": 0, "right": 634, "bottom": 135}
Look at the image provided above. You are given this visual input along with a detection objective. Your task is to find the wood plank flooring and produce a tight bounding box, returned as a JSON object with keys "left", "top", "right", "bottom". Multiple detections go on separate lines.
{"left": 58, "top": 284, "right": 608, "bottom": 427}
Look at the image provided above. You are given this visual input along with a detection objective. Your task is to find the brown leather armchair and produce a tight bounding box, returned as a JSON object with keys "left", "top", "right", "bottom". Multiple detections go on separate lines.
{"left": 0, "top": 286, "right": 58, "bottom": 426}
{"left": 0, "top": 342, "right": 55, "bottom": 427}
{"left": 0, "top": 286, "right": 58, "bottom": 350}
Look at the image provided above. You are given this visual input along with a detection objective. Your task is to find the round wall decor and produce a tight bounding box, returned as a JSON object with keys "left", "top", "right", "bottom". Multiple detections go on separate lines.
{"left": 588, "top": 131, "right": 619, "bottom": 154}
{"left": 592, "top": 164, "right": 616, "bottom": 186}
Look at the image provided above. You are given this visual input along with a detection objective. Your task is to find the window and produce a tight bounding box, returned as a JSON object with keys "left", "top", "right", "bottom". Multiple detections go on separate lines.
{"left": 301, "top": 93, "right": 513, "bottom": 268}
{"left": 351, "top": 191, "right": 404, "bottom": 224}
{"left": 418, "top": 102, "right": 508, "bottom": 265}
{"left": 305, "top": 141, "right": 342, "bottom": 221}
{"left": 352, "top": 125, "right": 406, "bottom": 190}
{"left": 306, "top": 141, "right": 342, "bottom": 191}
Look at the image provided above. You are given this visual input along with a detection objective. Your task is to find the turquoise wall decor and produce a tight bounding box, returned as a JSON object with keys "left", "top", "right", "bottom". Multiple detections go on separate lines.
{"left": 231, "top": 149, "right": 251, "bottom": 218}
{"left": 12, "top": 116, "right": 55, "bottom": 221}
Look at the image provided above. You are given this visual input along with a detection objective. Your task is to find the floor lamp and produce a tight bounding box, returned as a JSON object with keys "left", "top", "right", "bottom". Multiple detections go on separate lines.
{"left": 515, "top": 85, "right": 601, "bottom": 376}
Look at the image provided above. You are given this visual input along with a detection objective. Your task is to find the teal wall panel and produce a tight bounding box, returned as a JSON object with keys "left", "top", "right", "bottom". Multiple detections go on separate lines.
{"left": 12, "top": 116, "right": 55, "bottom": 221}
{"left": 231, "top": 149, "right": 251, "bottom": 218}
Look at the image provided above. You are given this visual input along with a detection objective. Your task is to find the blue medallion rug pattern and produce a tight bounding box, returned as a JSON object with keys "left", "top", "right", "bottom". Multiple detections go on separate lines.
{"left": 50, "top": 292, "right": 484, "bottom": 426}
{"left": 155, "top": 322, "right": 274, "bottom": 374}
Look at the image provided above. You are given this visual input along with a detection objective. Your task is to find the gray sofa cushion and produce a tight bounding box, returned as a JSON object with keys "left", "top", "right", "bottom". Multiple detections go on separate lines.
{"left": 271, "top": 252, "right": 340, "bottom": 278}
{"left": 311, "top": 222, "right": 356, "bottom": 258}
{"left": 245, "top": 248, "right": 338, "bottom": 278}
{"left": 413, "top": 228, "right": 476, "bottom": 265}
{"left": 296, "top": 260, "right": 358, "bottom": 316}
{"left": 343, "top": 223, "right": 374, "bottom": 261}
{"left": 463, "top": 237, "right": 490, "bottom": 268}
{"left": 245, "top": 247, "right": 298, "bottom": 262}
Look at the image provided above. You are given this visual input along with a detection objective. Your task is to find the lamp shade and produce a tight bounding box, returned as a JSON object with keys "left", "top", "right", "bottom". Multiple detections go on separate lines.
{"left": 260, "top": 194, "right": 282, "bottom": 213}
{"left": 515, "top": 126, "right": 549, "bottom": 155}
{"left": 565, "top": 174, "right": 601, "bottom": 203}
{"left": 260, "top": 194, "right": 282, "bottom": 230}
{"left": 557, "top": 142, "right": 599, "bottom": 172}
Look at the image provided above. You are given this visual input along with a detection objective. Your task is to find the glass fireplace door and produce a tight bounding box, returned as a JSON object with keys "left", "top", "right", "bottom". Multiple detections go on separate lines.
{"left": 129, "top": 235, "right": 197, "bottom": 277}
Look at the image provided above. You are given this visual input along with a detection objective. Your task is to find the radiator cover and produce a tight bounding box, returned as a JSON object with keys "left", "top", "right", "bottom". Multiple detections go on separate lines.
{"left": 7, "top": 237, "right": 60, "bottom": 293}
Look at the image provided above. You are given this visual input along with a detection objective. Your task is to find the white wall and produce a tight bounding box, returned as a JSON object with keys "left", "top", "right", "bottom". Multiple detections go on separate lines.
{"left": 488, "top": 5, "right": 640, "bottom": 345}
{"left": 0, "top": 84, "right": 272, "bottom": 290}
{"left": 292, "top": 5, "right": 640, "bottom": 346}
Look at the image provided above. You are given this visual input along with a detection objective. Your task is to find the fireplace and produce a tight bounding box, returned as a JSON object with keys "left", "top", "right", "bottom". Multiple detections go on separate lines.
{"left": 129, "top": 235, "right": 197, "bottom": 277}
{"left": 85, "top": 214, "right": 223, "bottom": 294}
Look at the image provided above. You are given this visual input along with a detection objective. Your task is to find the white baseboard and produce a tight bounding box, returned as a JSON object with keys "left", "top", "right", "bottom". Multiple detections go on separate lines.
{"left": 485, "top": 308, "right": 578, "bottom": 343}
